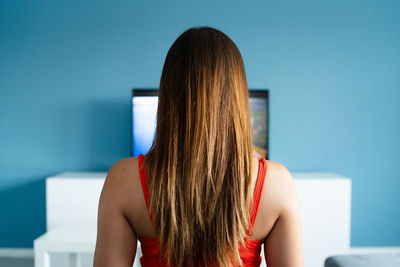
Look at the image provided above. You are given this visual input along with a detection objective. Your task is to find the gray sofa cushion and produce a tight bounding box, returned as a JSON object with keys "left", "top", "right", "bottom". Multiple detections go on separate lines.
{"left": 325, "top": 254, "right": 400, "bottom": 267}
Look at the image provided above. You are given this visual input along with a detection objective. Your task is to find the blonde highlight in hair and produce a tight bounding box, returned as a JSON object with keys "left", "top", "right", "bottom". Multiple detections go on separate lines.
{"left": 144, "top": 26, "right": 253, "bottom": 267}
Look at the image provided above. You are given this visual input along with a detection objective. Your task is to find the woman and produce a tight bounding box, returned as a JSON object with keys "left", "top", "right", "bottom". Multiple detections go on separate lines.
{"left": 94, "top": 26, "right": 303, "bottom": 267}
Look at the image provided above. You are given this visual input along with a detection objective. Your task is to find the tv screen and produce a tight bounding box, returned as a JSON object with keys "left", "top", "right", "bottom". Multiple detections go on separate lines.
{"left": 132, "top": 89, "right": 269, "bottom": 159}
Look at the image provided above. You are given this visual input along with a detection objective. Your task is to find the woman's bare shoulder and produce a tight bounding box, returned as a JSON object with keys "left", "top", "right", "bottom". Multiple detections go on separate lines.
{"left": 262, "top": 160, "right": 304, "bottom": 266}
{"left": 263, "top": 160, "right": 299, "bottom": 211}
{"left": 101, "top": 157, "right": 155, "bottom": 236}
{"left": 251, "top": 159, "right": 300, "bottom": 239}
{"left": 264, "top": 160, "right": 295, "bottom": 189}
{"left": 100, "top": 157, "right": 143, "bottom": 214}
{"left": 103, "top": 157, "right": 140, "bottom": 190}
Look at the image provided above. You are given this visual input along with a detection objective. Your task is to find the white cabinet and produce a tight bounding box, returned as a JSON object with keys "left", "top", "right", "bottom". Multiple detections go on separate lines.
{"left": 34, "top": 172, "right": 351, "bottom": 267}
{"left": 292, "top": 173, "right": 351, "bottom": 267}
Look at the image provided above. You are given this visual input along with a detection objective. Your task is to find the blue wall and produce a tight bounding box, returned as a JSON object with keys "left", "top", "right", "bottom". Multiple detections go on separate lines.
{"left": 1, "top": 0, "right": 399, "bottom": 248}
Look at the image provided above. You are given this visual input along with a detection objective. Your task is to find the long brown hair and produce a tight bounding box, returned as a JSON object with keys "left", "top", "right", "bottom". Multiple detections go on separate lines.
{"left": 143, "top": 26, "right": 254, "bottom": 267}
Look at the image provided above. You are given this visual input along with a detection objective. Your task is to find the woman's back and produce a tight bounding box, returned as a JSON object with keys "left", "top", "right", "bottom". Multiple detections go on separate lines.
{"left": 94, "top": 152, "right": 303, "bottom": 266}
{"left": 129, "top": 152, "right": 271, "bottom": 242}
{"left": 137, "top": 153, "right": 266, "bottom": 266}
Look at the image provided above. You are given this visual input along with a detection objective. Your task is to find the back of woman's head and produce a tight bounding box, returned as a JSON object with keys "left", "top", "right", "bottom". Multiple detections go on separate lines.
{"left": 144, "top": 26, "right": 254, "bottom": 267}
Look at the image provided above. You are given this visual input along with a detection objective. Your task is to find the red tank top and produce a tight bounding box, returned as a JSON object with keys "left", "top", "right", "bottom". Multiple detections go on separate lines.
{"left": 137, "top": 154, "right": 267, "bottom": 267}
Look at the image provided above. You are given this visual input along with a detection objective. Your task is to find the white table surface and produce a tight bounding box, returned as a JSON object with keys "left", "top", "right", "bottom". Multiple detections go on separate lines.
{"left": 34, "top": 220, "right": 141, "bottom": 267}
{"left": 34, "top": 221, "right": 97, "bottom": 253}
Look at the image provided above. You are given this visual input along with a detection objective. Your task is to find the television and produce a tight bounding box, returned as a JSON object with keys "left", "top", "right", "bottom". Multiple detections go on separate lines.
{"left": 132, "top": 89, "right": 269, "bottom": 159}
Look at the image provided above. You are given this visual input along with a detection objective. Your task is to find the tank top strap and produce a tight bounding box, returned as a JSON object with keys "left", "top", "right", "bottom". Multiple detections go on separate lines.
{"left": 138, "top": 154, "right": 154, "bottom": 223}
{"left": 247, "top": 157, "right": 268, "bottom": 238}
